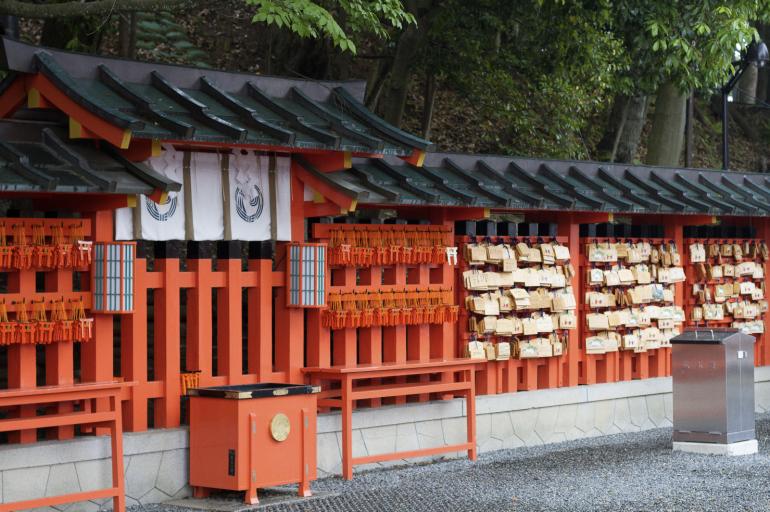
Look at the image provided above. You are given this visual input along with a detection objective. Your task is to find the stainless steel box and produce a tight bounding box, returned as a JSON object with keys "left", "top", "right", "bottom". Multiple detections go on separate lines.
{"left": 671, "top": 328, "right": 755, "bottom": 444}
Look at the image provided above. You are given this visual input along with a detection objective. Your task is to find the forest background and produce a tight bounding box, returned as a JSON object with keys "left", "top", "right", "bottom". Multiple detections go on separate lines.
{"left": 2, "top": 0, "right": 770, "bottom": 172}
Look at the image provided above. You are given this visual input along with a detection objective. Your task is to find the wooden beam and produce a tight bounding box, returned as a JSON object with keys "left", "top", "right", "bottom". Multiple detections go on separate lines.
{"left": 632, "top": 213, "right": 716, "bottom": 226}
{"left": 0, "top": 76, "right": 26, "bottom": 118}
{"left": 400, "top": 149, "right": 425, "bottom": 167}
{"left": 304, "top": 201, "right": 346, "bottom": 217}
{"left": 26, "top": 74, "right": 131, "bottom": 149}
{"left": 383, "top": 206, "right": 489, "bottom": 222}
{"left": 293, "top": 158, "right": 356, "bottom": 212}
{"left": 527, "top": 211, "right": 612, "bottom": 224}
{"left": 119, "top": 138, "right": 160, "bottom": 162}
{"left": 11, "top": 192, "right": 135, "bottom": 211}
{"left": 300, "top": 152, "right": 352, "bottom": 172}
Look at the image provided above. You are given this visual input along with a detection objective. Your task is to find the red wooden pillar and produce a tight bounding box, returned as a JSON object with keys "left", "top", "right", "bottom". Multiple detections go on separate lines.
{"left": 275, "top": 163, "right": 308, "bottom": 385}
{"left": 761, "top": 219, "right": 770, "bottom": 366}
{"left": 358, "top": 266, "right": 382, "bottom": 407}
{"left": 578, "top": 240, "right": 597, "bottom": 385}
{"left": 560, "top": 219, "right": 581, "bottom": 387}
{"left": 332, "top": 267, "right": 357, "bottom": 367}
{"left": 430, "top": 222, "right": 457, "bottom": 362}
{"left": 305, "top": 306, "right": 331, "bottom": 369}
{"left": 305, "top": 234, "right": 331, "bottom": 373}
{"left": 7, "top": 265, "right": 35, "bottom": 443}
{"left": 521, "top": 237, "right": 541, "bottom": 391}
{"left": 600, "top": 328, "right": 618, "bottom": 384}
{"left": 186, "top": 242, "right": 213, "bottom": 378}
{"left": 46, "top": 268, "right": 74, "bottom": 440}
{"left": 274, "top": 242, "right": 304, "bottom": 383}
{"left": 82, "top": 210, "right": 114, "bottom": 435}
{"left": 520, "top": 360, "right": 538, "bottom": 391}
{"left": 649, "top": 223, "right": 683, "bottom": 378}
{"left": 407, "top": 265, "right": 431, "bottom": 401}
{"left": 153, "top": 242, "right": 181, "bottom": 428}
{"left": 216, "top": 241, "right": 243, "bottom": 383}
{"left": 247, "top": 242, "right": 274, "bottom": 380}
{"left": 455, "top": 231, "right": 496, "bottom": 395}
{"left": 667, "top": 221, "right": 684, "bottom": 376}
{"left": 383, "top": 265, "right": 407, "bottom": 404}
{"left": 275, "top": 292, "right": 304, "bottom": 383}
{"left": 432, "top": 259, "right": 459, "bottom": 395}
{"left": 121, "top": 250, "right": 148, "bottom": 432}
{"left": 619, "top": 350, "right": 634, "bottom": 381}
{"left": 428, "top": 219, "right": 457, "bottom": 399}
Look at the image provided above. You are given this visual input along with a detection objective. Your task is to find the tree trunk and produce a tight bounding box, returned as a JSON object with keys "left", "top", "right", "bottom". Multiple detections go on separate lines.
{"left": 378, "top": 22, "right": 423, "bottom": 126}
{"left": 118, "top": 13, "right": 137, "bottom": 58}
{"left": 0, "top": 15, "right": 19, "bottom": 38}
{"left": 365, "top": 59, "right": 391, "bottom": 109}
{"left": 0, "top": 0, "right": 189, "bottom": 18}
{"left": 377, "top": 0, "right": 434, "bottom": 126}
{"left": 731, "top": 108, "right": 760, "bottom": 142}
{"left": 737, "top": 63, "right": 758, "bottom": 104}
{"left": 421, "top": 72, "right": 437, "bottom": 139}
{"left": 41, "top": 18, "right": 76, "bottom": 48}
{"left": 684, "top": 93, "right": 694, "bottom": 167}
{"left": 128, "top": 12, "right": 137, "bottom": 59}
{"left": 646, "top": 81, "right": 687, "bottom": 167}
{"left": 758, "top": 67, "right": 769, "bottom": 104}
{"left": 264, "top": 29, "right": 273, "bottom": 74}
{"left": 595, "top": 94, "right": 629, "bottom": 162}
{"left": 758, "top": 23, "right": 770, "bottom": 103}
{"left": 614, "top": 95, "right": 648, "bottom": 163}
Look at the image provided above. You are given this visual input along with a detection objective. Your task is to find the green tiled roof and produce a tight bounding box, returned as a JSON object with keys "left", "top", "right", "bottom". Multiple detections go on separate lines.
{"left": 315, "top": 153, "right": 770, "bottom": 216}
{"left": 0, "top": 120, "right": 179, "bottom": 195}
{"left": 0, "top": 37, "right": 431, "bottom": 156}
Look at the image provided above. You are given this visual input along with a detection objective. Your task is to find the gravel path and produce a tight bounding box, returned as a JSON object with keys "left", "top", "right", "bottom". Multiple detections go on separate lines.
{"left": 136, "top": 414, "right": 770, "bottom": 512}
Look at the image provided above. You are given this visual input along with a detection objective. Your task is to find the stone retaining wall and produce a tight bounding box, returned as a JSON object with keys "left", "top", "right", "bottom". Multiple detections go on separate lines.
{"left": 316, "top": 366, "right": 770, "bottom": 476}
{"left": 0, "top": 428, "right": 189, "bottom": 511}
{"left": 4, "top": 366, "right": 770, "bottom": 510}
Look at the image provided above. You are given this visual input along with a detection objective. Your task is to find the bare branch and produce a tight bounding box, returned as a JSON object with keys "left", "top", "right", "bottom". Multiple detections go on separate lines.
{"left": 0, "top": 0, "right": 196, "bottom": 19}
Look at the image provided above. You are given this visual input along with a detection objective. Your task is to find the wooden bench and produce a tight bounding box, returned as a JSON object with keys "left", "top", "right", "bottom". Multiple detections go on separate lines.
{"left": 0, "top": 381, "right": 131, "bottom": 512}
{"left": 303, "top": 359, "right": 481, "bottom": 480}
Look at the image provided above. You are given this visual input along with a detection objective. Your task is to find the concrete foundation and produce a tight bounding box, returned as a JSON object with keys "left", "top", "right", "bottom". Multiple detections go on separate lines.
{"left": 2, "top": 366, "right": 770, "bottom": 510}
{"left": 673, "top": 439, "right": 759, "bottom": 456}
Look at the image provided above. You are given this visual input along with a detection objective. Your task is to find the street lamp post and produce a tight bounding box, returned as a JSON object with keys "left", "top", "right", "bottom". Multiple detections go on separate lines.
{"left": 722, "top": 41, "right": 769, "bottom": 170}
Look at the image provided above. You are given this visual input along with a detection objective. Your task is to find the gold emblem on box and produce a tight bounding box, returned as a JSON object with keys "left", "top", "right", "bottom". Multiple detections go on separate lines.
{"left": 270, "top": 413, "right": 290, "bottom": 442}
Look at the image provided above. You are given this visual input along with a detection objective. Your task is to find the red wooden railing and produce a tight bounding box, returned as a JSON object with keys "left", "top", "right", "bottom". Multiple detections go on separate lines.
{"left": 120, "top": 242, "right": 293, "bottom": 432}
{"left": 0, "top": 217, "right": 93, "bottom": 443}
{"left": 306, "top": 222, "right": 457, "bottom": 407}
{"left": 1, "top": 207, "right": 770, "bottom": 446}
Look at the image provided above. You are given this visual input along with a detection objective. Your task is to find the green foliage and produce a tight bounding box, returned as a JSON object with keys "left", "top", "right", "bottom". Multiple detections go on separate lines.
{"left": 423, "top": 0, "right": 624, "bottom": 159}
{"left": 552, "top": 1, "right": 770, "bottom": 93}
{"left": 244, "top": 0, "right": 415, "bottom": 53}
{"left": 419, "top": 0, "right": 770, "bottom": 159}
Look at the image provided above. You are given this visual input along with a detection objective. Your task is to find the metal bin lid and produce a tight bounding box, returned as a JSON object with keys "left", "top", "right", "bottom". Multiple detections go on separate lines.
{"left": 670, "top": 328, "right": 755, "bottom": 345}
{"left": 188, "top": 383, "right": 321, "bottom": 399}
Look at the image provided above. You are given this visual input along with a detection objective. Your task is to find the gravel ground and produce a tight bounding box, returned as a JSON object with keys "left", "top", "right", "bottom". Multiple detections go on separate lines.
{"left": 135, "top": 414, "right": 770, "bottom": 512}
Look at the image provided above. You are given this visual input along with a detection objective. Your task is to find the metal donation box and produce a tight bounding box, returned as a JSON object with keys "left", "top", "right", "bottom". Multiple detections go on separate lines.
{"left": 188, "top": 383, "right": 319, "bottom": 504}
{"left": 671, "top": 328, "right": 755, "bottom": 444}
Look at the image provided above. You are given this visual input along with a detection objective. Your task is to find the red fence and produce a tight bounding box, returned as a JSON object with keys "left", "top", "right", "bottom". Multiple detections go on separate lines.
{"left": 0, "top": 218, "right": 93, "bottom": 443}
{"left": 120, "top": 242, "right": 294, "bottom": 432}
{"left": 1, "top": 209, "right": 770, "bottom": 443}
{"left": 306, "top": 222, "right": 457, "bottom": 407}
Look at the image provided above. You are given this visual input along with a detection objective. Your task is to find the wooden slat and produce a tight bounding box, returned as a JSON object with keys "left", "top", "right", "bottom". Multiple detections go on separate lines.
{"left": 350, "top": 380, "right": 469, "bottom": 401}
{"left": 0, "top": 410, "right": 115, "bottom": 432}
{"left": 352, "top": 443, "right": 473, "bottom": 466}
{"left": 153, "top": 257, "right": 181, "bottom": 428}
